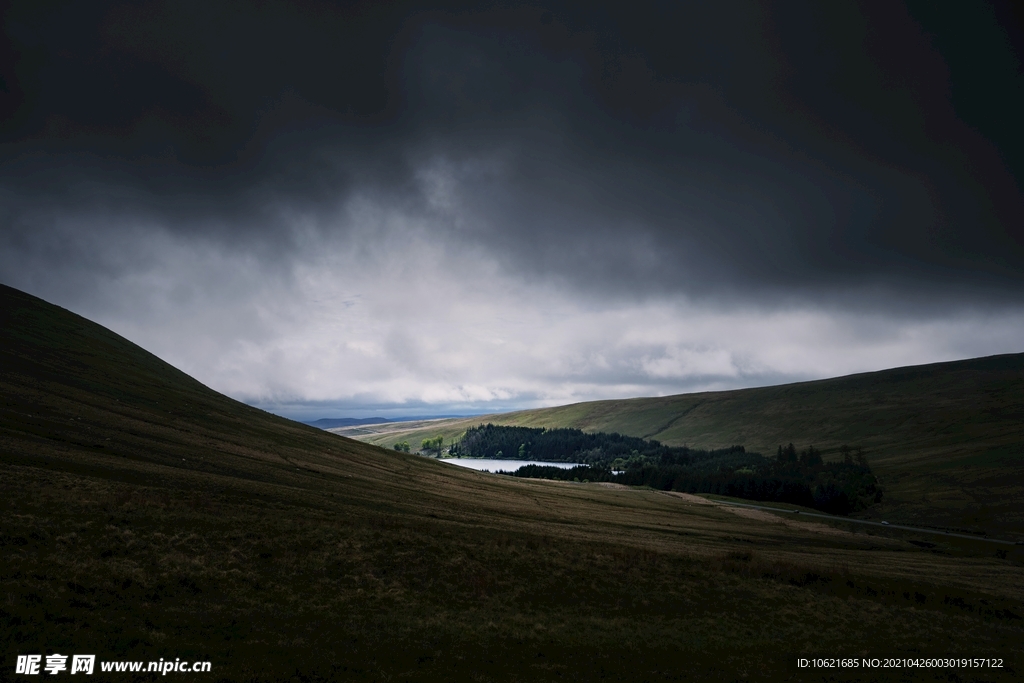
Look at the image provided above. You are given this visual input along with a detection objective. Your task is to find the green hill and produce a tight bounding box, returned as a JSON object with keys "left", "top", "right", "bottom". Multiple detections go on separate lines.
{"left": 349, "top": 355, "right": 1024, "bottom": 537}
{"left": 3, "top": 283, "right": 1023, "bottom": 681}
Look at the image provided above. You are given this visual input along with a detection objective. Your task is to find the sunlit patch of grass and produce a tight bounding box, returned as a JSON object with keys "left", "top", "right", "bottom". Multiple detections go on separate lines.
{"left": 350, "top": 356, "right": 1024, "bottom": 542}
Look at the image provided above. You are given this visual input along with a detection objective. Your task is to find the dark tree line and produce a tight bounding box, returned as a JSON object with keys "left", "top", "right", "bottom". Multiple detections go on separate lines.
{"left": 455, "top": 425, "right": 882, "bottom": 515}
{"left": 448, "top": 423, "right": 727, "bottom": 466}
{"left": 607, "top": 447, "right": 882, "bottom": 515}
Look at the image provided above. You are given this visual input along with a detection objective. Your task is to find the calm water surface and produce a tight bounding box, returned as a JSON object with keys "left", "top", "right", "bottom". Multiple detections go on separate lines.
{"left": 441, "top": 458, "right": 583, "bottom": 472}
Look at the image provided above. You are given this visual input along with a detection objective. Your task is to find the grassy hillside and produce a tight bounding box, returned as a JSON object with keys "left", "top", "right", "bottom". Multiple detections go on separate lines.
{"left": 3, "top": 283, "right": 1023, "bottom": 681}
{"left": 347, "top": 355, "right": 1024, "bottom": 537}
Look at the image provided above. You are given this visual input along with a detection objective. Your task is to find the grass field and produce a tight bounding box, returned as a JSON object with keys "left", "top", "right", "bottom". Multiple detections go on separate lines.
{"left": 345, "top": 355, "right": 1024, "bottom": 540}
{"left": 2, "top": 283, "right": 1023, "bottom": 681}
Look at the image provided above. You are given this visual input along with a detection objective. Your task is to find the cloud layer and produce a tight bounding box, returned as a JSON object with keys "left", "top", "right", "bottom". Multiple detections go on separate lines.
{"left": 2, "top": 1, "right": 1022, "bottom": 418}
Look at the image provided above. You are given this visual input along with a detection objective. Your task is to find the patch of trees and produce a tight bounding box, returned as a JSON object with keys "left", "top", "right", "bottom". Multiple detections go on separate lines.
{"left": 421, "top": 435, "right": 445, "bottom": 456}
{"left": 392, "top": 441, "right": 411, "bottom": 453}
{"left": 448, "top": 423, "right": 700, "bottom": 464}
{"left": 456, "top": 425, "right": 881, "bottom": 515}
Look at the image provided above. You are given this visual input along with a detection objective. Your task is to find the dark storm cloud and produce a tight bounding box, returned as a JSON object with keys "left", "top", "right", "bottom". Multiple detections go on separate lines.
{"left": 393, "top": 4, "right": 1024, "bottom": 303}
{"left": 2, "top": 0, "right": 1023, "bottom": 305}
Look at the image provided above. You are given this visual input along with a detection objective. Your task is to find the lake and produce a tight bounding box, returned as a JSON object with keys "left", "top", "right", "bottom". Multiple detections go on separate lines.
{"left": 441, "top": 458, "right": 583, "bottom": 472}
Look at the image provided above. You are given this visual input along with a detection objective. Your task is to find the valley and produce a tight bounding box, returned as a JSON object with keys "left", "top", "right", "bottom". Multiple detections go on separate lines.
{"left": 2, "top": 284, "right": 1022, "bottom": 681}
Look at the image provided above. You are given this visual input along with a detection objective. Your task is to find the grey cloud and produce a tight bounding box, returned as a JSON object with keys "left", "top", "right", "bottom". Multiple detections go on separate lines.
{"left": 3, "top": 1, "right": 1022, "bottom": 308}
{"left": 1, "top": 0, "right": 1023, "bottom": 417}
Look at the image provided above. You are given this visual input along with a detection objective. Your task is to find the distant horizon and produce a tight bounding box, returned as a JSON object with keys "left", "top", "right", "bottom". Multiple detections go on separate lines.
{"left": 262, "top": 349, "right": 1024, "bottom": 423}
{"left": 301, "top": 414, "right": 488, "bottom": 425}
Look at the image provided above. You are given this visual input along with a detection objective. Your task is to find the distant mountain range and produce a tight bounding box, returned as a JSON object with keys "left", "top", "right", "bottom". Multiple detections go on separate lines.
{"left": 305, "top": 415, "right": 474, "bottom": 429}
{"left": 305, "top": 417, "right": 393, "bottom": 428}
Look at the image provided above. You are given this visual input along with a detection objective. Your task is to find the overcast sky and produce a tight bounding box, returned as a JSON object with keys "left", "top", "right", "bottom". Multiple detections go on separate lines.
{"left": 2, "top": 1, "right": 1023, "bottom": 420}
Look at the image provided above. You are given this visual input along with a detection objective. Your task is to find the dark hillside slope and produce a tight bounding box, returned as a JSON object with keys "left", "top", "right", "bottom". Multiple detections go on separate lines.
{"left": 356, "top": 356, "right": 1024, "bottom": 536}
{"left": 3, "top": 283, "right": 1023, "bottom": 681}
{"left": 0, "top": 282, "right": 608, "bottom": 531}
{"left": 0, "top": 282, "right": 401, "bottom": 494}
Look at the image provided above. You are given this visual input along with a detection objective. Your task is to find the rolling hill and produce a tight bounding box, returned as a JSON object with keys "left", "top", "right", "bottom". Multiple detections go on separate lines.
{"left": 344, "top": 354, "right": 1024, "bottom": 537}
{"left": 2, "top": 282, "right": 1023, "bottom": 681}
